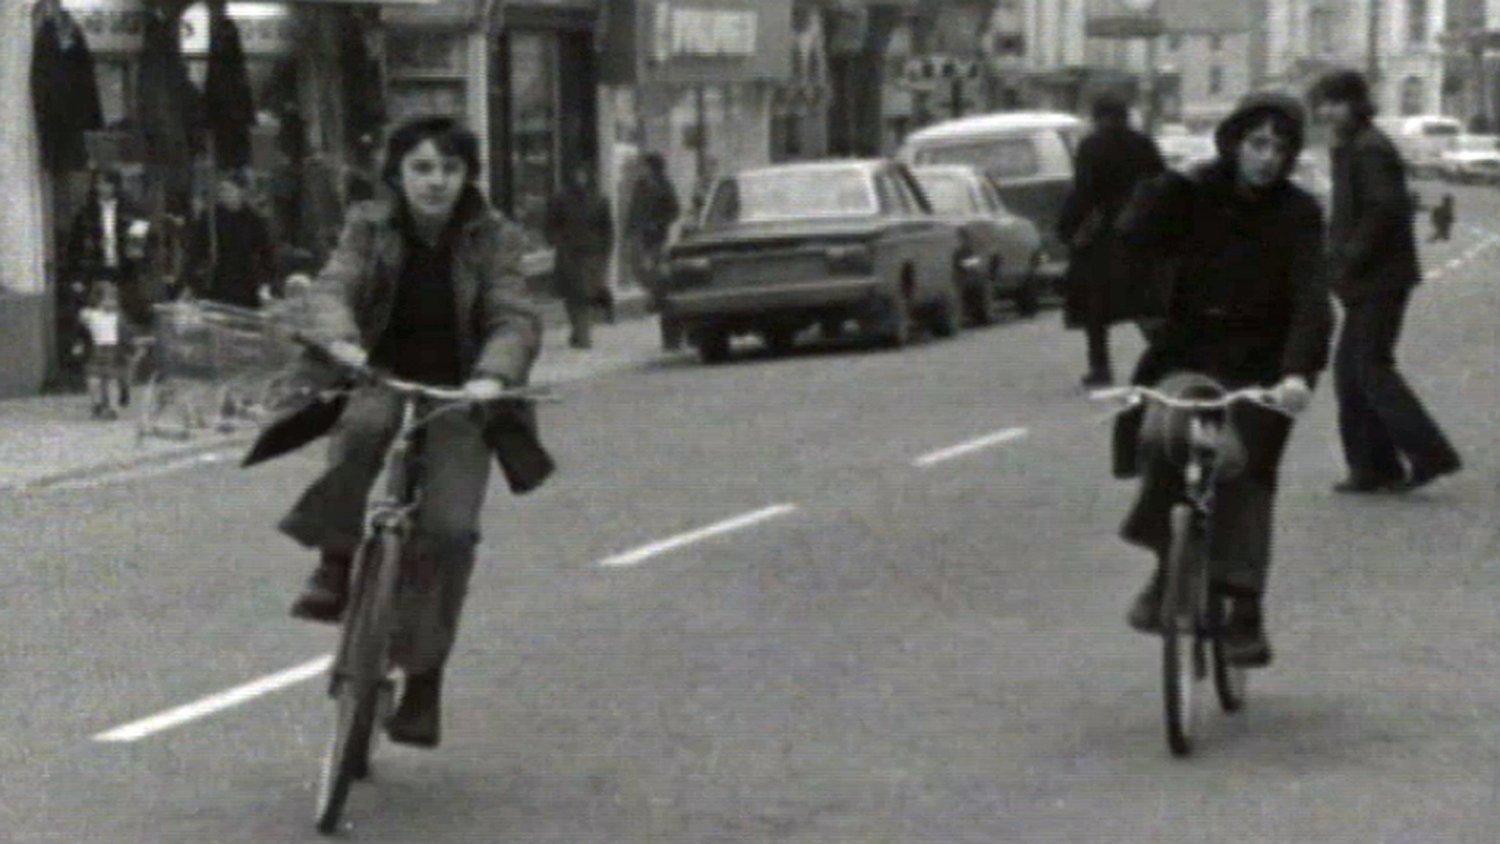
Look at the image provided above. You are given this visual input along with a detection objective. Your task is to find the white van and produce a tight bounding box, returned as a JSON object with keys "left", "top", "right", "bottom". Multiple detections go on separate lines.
{"left": 1376, "top": 115, "right": 1464, "bottom": 178}
{"left": 898, "top": 112, "right": 1084, "bottom": 284}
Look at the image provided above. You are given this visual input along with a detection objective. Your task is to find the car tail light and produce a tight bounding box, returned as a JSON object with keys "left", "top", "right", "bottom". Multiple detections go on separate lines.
{"left": 825, "top": 244, "right": 873, "bottom": 274}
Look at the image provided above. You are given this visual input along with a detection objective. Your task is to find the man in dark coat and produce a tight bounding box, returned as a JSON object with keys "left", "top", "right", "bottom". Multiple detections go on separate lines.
{"left": 1311, "top": 70, "right": 1462, "bottom": 493}
{"left": 30, "top": 1, "right": 103, "bottom": 174}
{"left": 625, "top": 152, "right": 683, "bottom": 350}
{"left": 544, "top": 165, "right": 614, "bottom": 349}
{"left": 1058, "top": 94, "right": 1165, "bottom": 388}
{"left": 185, "top": 171, "right": 276, "bottom": 308}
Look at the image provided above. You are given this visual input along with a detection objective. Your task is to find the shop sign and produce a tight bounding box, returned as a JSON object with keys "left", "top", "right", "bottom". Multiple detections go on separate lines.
{"left": 651, "top": 3, "right": 758, "bottom": 62}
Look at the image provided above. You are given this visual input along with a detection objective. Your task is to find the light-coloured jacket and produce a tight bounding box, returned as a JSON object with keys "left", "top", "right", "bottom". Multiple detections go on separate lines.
{"left": 307, "top": 192, "right": 543, "bottom": 385}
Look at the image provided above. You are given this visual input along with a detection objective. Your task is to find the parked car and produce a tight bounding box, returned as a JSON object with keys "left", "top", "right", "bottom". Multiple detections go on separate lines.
{"left": 897, "top": 112, "right": 1084, "bottom": 291}
{"left": 1435, "top": 134, "right": 1500, "bottom": 184}
{"left": 1376, "top": 114, "right": 1464, "bottom": 179}
{"left": 909, "top": 164, "right": 1043, "bottom": 322}
{"left": 660, "top": 160, "right": 962, "bottom": 363}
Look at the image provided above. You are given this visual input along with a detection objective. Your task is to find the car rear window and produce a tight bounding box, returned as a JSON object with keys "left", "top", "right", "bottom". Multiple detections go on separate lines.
{"left": 913, "top": 130, "right": 1072, "bottom": 181}
{"left": 704, "top": 168, "right": 877, "bottom": 223}
{"left": 913, "top": 173, "right": 976, "bottom": 214}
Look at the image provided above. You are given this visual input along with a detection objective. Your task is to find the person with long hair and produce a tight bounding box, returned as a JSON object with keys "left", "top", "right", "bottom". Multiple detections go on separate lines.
{"left": 280, "top": 117, "right": 543, "bottom": 747}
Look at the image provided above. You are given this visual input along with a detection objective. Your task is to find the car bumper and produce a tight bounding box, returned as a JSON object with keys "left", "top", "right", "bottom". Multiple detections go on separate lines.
{"left": 663, "top": 277, "right": 885, "bottom": 319}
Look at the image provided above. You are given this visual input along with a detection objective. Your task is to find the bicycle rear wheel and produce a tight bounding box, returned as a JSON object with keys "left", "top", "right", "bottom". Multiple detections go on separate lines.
{"left": 1162, "top": 504, "right": 1207, "bottom": 757}
{"left": 1210, "top": 595, "right": 1248, "bottom": 713}
{"left": 315, "top": 532, "right": 404, "bottom": 835}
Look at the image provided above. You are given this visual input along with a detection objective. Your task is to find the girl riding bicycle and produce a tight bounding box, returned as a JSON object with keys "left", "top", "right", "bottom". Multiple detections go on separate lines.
{"left": 280, "top": 117, "right": 543, "bottom": 747}
{"left": 1112, "top": 93, "right": 1334, "bottom": 667}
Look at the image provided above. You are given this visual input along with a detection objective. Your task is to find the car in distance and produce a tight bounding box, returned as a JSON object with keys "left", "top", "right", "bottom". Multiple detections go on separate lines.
{"left": 909, "top": 164, "right": 1043, "bottom": 321}
{"left": 660, "top": 160, "right": 963, "bottom": 363}
{"left": 897, "top": 112, "right": 1084, "bottom": 293}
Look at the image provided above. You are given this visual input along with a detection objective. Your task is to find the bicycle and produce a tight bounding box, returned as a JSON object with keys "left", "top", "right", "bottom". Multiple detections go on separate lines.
{"left": 1095, "top": 380, "right": 1294, "bottom": 757}
{"left": 290, "top": 338, "right": 554, "bottom": 834}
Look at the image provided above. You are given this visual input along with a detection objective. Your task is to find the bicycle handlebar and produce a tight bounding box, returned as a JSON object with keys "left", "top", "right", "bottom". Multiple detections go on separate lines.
{"left": 1090, "top": 384, "right": 1295, "bottom": 418}
{"left": 292, "top": 333, "right": 556, "bottom": 404}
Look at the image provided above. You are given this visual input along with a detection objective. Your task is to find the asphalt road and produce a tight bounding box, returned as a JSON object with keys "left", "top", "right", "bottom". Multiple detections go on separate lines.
{"left": 4, "top": 184, "right": 1499, "bottom": 843}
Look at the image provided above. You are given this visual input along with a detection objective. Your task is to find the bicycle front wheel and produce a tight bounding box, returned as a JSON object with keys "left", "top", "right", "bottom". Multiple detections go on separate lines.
{"left": 1161, "top": 504, "right": 1207, "bottom": 757}
{"left": 315, "top": 532, "right": 404, "bottom": 835}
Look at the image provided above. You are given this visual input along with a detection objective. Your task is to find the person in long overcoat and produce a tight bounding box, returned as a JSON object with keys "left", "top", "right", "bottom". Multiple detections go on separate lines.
{"left": 625, "top": 152, "right": 683, "bottom": 349}
{"left": 1310, "top": 70, "right": 1462, "bottom": 493}
{"left": 30, "top": 0, "right": 103, "bottom": 174}
{"left": 1111, "top": 93, "right": 1334, "bottom": 667}
{"left": 544, "top": 165, "right": 614, "bottom": 349}
{"left": 1057, "top": 95, "right": 1165, "bottom": 387}
{"left": 279, "top": 117, "right": 543, "bottom": 747}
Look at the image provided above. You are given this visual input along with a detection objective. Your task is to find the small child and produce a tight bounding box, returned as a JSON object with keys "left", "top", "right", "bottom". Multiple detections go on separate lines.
{"left": 78, "top": 281, "right": 127, "bottom": 420}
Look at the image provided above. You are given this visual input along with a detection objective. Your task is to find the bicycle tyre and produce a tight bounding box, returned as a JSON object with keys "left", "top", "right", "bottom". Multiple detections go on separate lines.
{"left": 1161, "top": 504, "right": 1206, "bottom": 757}
{"left": 314, "top": 532, "right": 404, "bottom": 834}
{"left": 1211, "top": 595, "right": 1248, "bottom": 713}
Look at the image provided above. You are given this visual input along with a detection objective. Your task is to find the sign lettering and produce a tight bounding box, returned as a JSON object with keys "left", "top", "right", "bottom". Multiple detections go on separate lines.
{"left": 652, "top": 3, "right": 758, "bottom": 61}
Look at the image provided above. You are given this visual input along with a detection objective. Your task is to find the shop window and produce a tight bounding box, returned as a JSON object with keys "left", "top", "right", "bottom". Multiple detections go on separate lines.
{"left": 1407, "top": 0, "right": 1429, "bottom": 45}
{"left": 386, "top": 30, "right": 469, "bottom": 123}
{"left": 507, "top": 31, "right": 560, "bottom": 233}
{"left": 1209, "top": 66, "right": 1224, "bottom": 96}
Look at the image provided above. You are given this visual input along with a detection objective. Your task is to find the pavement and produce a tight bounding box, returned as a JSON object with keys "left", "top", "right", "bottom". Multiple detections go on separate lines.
{"left": 0, "top": 294, "right": 667, "bottom": 493}
{"left": 2, "top": 183, "right": 1498, "bottom": 842}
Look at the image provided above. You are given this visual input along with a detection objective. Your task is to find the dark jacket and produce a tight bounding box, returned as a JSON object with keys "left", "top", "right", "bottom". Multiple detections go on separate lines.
{"left": 202, "top": 11, "right": 256, "bottom": 169}
{"left": 1119, "top": 164, "right": 1333, "bottom": 388}
{"left": 186, "top": 205, "right": 276, "bottom": 308}
{"left": 1057, "top": 125, "right": 1164, "bottom": 328}
{"left": 305, "top": 189, "right": 542, "bottom": 385}
{"left": 1327, "top": 122, "right": 1421, "bottom": 302}
{"left": 544, "top": 184, "right": 614, "bottom": 301}
{"left": 626, "top": 171, "right": 681, "bottom": 249}
{"left": 30, "top": 11, "right": 103, "bottom": 174}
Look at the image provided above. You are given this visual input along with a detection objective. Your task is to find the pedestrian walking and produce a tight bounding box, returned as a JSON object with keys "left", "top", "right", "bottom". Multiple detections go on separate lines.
{"left": 1310, "top": 70, "right": 1462, "bottom": 493}
{"left": 281, "top": 116, "right": 544, "bottom": 747}
{"left": 1429, "top": 193, "right": 1455, "bottom": 243}
{"left": 64, "top": 169, "right": 149, "bottom": 399}
{"left": 184, "top": 170, "right": 277, "bottom": 308}
{"left": 1058, "top": 94, "right": 1166, "bottom": 388}
{"left": 625, "top": 152, "right": 683, "bottom": 350}
{"left": 544, "top": 165, "right": 614, "bottom": 349}
{"left": 1113, "top": 93, "right": 1334, "bottom": 666}
{"left": 77, "top": 281, "right": 128, "bottom": 420}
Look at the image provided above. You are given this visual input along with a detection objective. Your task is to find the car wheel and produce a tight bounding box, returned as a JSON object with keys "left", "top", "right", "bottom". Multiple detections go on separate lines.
{"left": 965, "top": 262, "right": 999, "bottom": 326}
{"left": 929, "top": 278, "right": 962, "bottom": 339}
{"left": 697, "top": 329, "right": 731, "bottom": 364}
{"left": 876, "top": 288, "right": 913, "bottom": 349}
{"left": 760, "top": 326, "right": 797, "bottom": 355}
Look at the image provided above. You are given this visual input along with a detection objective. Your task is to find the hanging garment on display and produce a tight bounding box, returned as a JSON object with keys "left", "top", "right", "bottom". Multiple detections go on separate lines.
{"left": 30, "top": 5, "right": 104, "bottom": 173}
{"left": 203, "top": 8, "right": 256, "bottom": 169}
{"left": 137, "top": 8, "right": 203, "bottom": 171}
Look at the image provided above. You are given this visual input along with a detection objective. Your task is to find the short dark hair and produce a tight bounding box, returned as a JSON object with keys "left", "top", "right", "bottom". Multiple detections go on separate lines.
{"left": 1091, "top": 93, "right": 1130, "bottom": 124}
{"left": 1309, "top": 70, "right": 1376, "bottom": 120}
{"left": 380, "top": 116, "right": 481, "bottom": 189}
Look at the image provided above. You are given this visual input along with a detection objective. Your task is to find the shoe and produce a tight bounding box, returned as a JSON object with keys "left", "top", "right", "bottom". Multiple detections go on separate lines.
{"left": 1126, "top": 571, "right": 1164, "bottom": 635}
{"left": 387, "top": 668, "right": 442, "bottom": 748}
{"left": 1081, "top": 371, "right": 1114, "bottom": 389}
{"left": 289, "top": 552, "right": 352, "bottom": 624}
{"left": 1390, "top": 460, "right": 1462, "bottom": 493}
{"left": 1331, "top": 478, "right": 1400, "bottom": 494}
{"left": 1221, "top": 598, "right": 1273, "bottom": 667}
